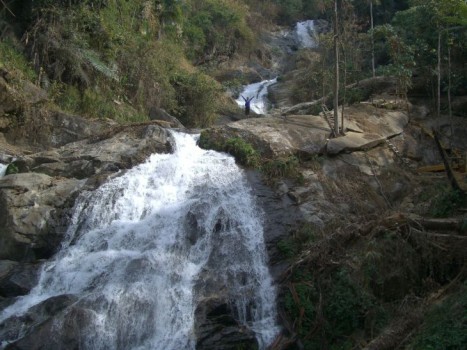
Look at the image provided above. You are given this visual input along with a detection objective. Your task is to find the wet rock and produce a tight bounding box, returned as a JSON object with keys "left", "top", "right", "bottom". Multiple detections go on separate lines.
{"left": 148, "top": 107, "right": 184, "bottom": 128}
{"left": 195, "top": 297, "right": 258, "bottom": 350}
{"left": 0, "top": 294, "right": 78, "bottom": 347}
{"left": 0, "top": 260, "right": 41, "bottom": 297}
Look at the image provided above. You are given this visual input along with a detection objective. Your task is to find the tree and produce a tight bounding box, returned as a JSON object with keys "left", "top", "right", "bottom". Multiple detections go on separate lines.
{"left": 368, "top": 0, "right": 382, "bottom": 77}
{"left": 333, "top": 0, "right": 340, "bottom": 136}
{"left": 394, "top": 0, "right": 467, "bottom": 117}
{"left": 373, "top": 24, "right": 415, "bottom": 103}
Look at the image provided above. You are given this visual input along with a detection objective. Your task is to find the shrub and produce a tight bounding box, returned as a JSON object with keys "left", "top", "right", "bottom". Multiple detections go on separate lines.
{"left": 170, "top": 71, "right": 222, "bottom": 127}
{"left": 183, "top": 0, "right": 254, "bottom": 62}
{"left": 277, "top": 223, "right": 316, "bottom": 258}
{"left": 0, "top": 39, "right": 37, "bottom": 82}
{"left": 224, "top": 137, "right": 259, "bottom": 167}
{"left": 430, "top": 189, "right": 466, "bottom": 217}
{"left": 408, "top": 285, "right": 467, "bottom": 349}
{"left": 262, "top": 156, "right": 301, "bottom": 181}
{"left": 5, "top": 162, "right": 19, "bottom": 175}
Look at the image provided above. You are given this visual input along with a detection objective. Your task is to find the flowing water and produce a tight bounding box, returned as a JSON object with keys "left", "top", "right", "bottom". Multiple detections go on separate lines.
{"left": 235, "top": 77, "right": 277, "bottom": 115}
{"left": 0, "top": 132, "right": 279, "bottom": 349}
{"left": 0, "top": 163, "right": 7, "bottom": 177}
{"left": 295, "top": 20, "right": 318, "bottom": 48}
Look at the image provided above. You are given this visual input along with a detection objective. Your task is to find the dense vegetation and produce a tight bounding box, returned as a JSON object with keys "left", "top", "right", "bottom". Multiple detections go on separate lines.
{"left": 1, "top": 1, "right": 466, "bottom": 348}
{"left": 1, "top": 0, "right": 466, "bottom": 126}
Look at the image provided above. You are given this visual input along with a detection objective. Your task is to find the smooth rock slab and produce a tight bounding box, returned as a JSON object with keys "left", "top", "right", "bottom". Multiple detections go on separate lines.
{"left": 0, "top": 173, "right": 85, "bottom": 261}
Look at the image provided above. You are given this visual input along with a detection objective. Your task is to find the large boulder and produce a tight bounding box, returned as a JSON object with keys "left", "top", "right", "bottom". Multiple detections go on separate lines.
{"left": 195, "top": 297, "right": 258, "bottom": 350}
{"left": 0, "top": 125, "right": 173, "bottom": 262}
{"left": 0, "top": 260, "right": 42, "bottom": 297}
{"left": 0, "top": 173, "right": 85, "bottom": 261}
{"left": 0, "top": 294, "right": 80, "bottom": 349}
{"left": 200, "top": 104, "right": 409, "bottom": 159}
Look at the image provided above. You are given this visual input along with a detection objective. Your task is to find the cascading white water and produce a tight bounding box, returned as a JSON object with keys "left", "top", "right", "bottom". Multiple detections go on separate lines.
{"left": 295, "top": 20, "right": 318, "bottom": 48}
{"left": 0, "top": 163, "right": 7, "bottom": 177}
{"left": 0, "top": 131, "right": 279, "bottom": 349}
{"left": 235, "top": 77, "right": 277, "bottom": 115}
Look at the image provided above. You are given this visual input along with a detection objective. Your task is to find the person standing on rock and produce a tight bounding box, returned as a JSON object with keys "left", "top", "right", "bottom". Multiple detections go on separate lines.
{"left": 241, "top": 95, "right": 254, "bottom": 116}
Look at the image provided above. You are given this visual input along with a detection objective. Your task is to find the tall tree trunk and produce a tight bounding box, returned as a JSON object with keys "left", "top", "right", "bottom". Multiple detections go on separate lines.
{"left": 370, "top": 0, "right": 375, "bottom": 78}
{"left": 341, "top": 43, "right": 347, "bottom": 135}
{"left": 437, "top": 30, "right": 441, "bottom": 118}
{"left": 448, "top": 43, "right": 453, "bottom": 147}
{"left": 333, "top": 0, "right": 340, "bottom": 136}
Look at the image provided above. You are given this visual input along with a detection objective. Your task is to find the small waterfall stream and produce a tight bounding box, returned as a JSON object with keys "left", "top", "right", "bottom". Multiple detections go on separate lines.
{"left": 295, "top": 20, "right": 318, "bottom": 48}
{"left": 0, "top": 163, "right": 7, "bottom": 177}
{"left": 235, "top": 78, "right": 277, "bottom": 115}
{"left": 0, "top": 132, "right": 279, "bottom": 349}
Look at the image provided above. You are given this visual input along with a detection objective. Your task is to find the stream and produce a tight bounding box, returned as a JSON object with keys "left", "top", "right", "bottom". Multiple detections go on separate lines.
{"left": 0, "top": 132, "right": 279, "bottom": 349}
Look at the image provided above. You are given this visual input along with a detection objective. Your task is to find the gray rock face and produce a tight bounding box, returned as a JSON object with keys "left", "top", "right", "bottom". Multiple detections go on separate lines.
{"left": 0, "top": 294, "right": 80, "bottom": 349}
{"left": 201, "top": 104, "right": 409, "bottom": 159}
{"left": 195, "top": 297, "right": 258, "bottom": 350}
{"left": 0, "top": 260, "right": 42, "bottom": 297}
{"left": 148, "top": 106, "right": 184, "bottom": 128}
{"left": 0, "top": 173, "right": 85, "bottom": 261}
{"left": 0, "top": 124, "right": 173, "bottom": 262}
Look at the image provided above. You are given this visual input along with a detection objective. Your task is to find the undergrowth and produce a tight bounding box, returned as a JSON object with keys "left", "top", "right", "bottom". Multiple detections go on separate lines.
{"left": 430, "top": 189, "right": 467, "bottom": 217}
{"left": 0, "top": 39, "right": 37, "bottom": 82}
{"left": 407, "top": 284, "right": 467, "bottom": 349}
{"left": 261, "top": 156, "right": 302, "bottom": 183}
{"left": 277, "top": 223, "right": 316, "bottom": 259}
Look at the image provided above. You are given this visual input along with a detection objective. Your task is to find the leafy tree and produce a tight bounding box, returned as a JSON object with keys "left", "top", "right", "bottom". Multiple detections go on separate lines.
{"left": 393, "top": 0, "right": 467, "bottom": 116}
{"left": 373, "top": 24, "right": 415, "bottom": 102}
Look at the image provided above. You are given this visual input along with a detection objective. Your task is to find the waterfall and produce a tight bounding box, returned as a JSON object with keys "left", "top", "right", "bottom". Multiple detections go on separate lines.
{"left": 295, "top": 20, "right": 318, "bottom": 48}
{"left": 235, "top": 77, "right": 277, "bottom": 115}
{"left": 0, "top": 131, "right": 279, "bottom": 349}
{"left": 0, "top": 163, "right": 7, "bottom": 177}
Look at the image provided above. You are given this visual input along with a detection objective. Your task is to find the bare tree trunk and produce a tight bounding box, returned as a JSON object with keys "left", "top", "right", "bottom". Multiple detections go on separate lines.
{"left": 341, "top": 46, "right": 347, "bottom": 135}
{"left": 433, "top": 129, "right": 463, "bottom": 193}
{"left": 448, "top": 43, "right": 453, "bottom": 147}
{"left": 333, "top": 0, "right": 340, "bottom": 136}
{"left": 437, "top": 30, "right": 441, "bottom": 118}
{"left": 370, "top": 1, "right": 375, "bottom": 78}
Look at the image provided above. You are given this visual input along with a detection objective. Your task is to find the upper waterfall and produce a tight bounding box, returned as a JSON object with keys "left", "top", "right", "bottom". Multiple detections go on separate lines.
{"left": 235, "top": 77, "right": 277, "bottom": 115}
{"left": 0, "top": 131, "right": 279, "bottom": 349}
{"left": 295, "top": 20, "right": 318, "bottom": 48}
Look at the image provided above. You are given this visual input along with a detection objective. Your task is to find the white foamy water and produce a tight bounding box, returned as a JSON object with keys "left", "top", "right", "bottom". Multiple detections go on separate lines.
{"left": 296, "top": 20, "right": 318, "bottom": 48}
{"left": 0, "top": 131, "right": 279, "bottom": 349}
{"left": 0, "top": 164, "right": 7, "bottom": 177}
{"left": 236, "top": 77, "right": 277, "bottom": 115}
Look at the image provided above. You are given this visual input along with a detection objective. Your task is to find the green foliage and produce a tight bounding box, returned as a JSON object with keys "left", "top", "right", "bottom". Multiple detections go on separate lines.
{"left": 345, "top": 87, "right": 371, "bottom": 105}
{"left": 284, "top": 269, "right": 317, "bottom": 330}
{"left": 373, "top": 24, "right": 415, "bottom": 98}
{"left": 5, "top": 162, "right": 19, "bottom": 175}
{"left": 198, "top": 133, "right": 260, "bottom": 167}
{"left": 430, "top": 189, "right": 467, "bottom": 217}
{"left": 54, "top": 84, "right": 147, "bottom": 123}
{"left": 272, "top": 0, "right": 323, "bottom": 25}
{"left": 262, "top": 156, "right": 301, "bottom": 182}
{"left": 0, "top": 40, "right": 37, "bottom": 82}
{"left": 283, "top": 267, "right": 382, "bottom": 349}
{"left": 170, "top": 71, "right": 222, "bottom": 127}
{"left": 324, "top": 269, "right": 373, "bottom": 338}
{"left": 183, "top": 0, "right": 254, "bottom": 63}
{"left": 224, "top": 137, "right": 260, "bottom": 167}
{"left": 277, "top": 223, "right": 316, "bottom": 258}
{"left": 408, "top": 284, "right": 467, "bottom": 349}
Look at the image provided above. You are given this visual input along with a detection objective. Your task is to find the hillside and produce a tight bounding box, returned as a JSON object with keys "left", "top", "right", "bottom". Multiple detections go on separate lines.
{"left": 1, "top": 1, "right": 467, "bottom": 349}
